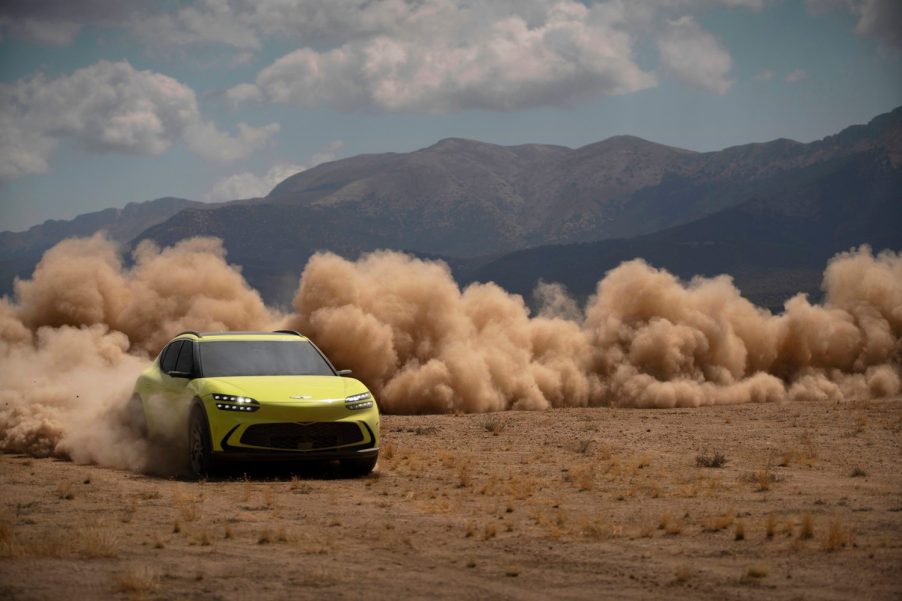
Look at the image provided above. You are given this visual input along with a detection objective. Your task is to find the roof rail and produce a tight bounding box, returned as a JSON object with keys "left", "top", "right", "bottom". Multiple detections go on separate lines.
{"left": 273, "top": 330, "right": 303, "bottom": 337}
{"left": 175, "top": 330, "right": 201, "bottom": 338}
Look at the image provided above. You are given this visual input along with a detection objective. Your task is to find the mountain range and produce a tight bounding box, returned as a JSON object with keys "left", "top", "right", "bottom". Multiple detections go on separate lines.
{"left": 2, "top": 105, "right": 900, "bottom": 310}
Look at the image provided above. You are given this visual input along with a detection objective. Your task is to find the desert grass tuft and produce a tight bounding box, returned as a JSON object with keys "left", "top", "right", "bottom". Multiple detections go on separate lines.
{"left": 673, "top": 564, "right": 693, "bottom": 584}
{"left": 702, "top": 509, "right": 735, "bottom": 532}
{"left": 734, "top": 520, "right": 746, "bottom": 541}
{"left": 56, "top": 482, "right": 74, "bottom": 500}
{"left": 744, "top": 564, "right": 769, "bottom": 580}
{"left": 765, "top": 514, "right": 777, "bottom": 539}
{"left": 799, "top": 514, "right": 814, "bottom": 540}
{"left": 113, "top": 565, "right": 160, "bottom": 594}
{"left": 658, "top": 512, "right": 682, "bottom": 535}
{"left": 822, "top": 519, "right": 849, "bottom": 552}
{"left": 383, "top": 441, "right": 396, "bottom": 461}
{"left": 76, "top": 525, "right": 118, "bottom": 558}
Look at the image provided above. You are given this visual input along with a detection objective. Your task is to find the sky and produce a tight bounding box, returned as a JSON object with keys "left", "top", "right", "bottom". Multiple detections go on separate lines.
{"left": 0, "top": 0, "right": 900, "bottom": 232}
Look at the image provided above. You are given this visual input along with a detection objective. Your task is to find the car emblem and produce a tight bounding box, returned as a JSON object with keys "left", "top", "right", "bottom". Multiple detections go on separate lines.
{"left": 289, "top": 394, "right": 312, "bottom": 400}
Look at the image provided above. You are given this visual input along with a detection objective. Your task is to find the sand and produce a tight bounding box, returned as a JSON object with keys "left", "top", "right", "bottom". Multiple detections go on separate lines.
{"left": 1, "top": 398, "right": 901, "bottom": 600}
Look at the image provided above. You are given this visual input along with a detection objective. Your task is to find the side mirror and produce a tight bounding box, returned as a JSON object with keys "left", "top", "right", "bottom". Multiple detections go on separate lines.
{"left": 337, "top": 369, "right": 352, "bottom": 376}
{"left": 168, "top": 370, "right": 192, "bottom": 379}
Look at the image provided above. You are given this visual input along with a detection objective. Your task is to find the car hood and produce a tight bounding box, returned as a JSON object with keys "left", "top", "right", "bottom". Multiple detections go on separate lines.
{"left": 196, "top": 375, "right": 364, "bottom": 403}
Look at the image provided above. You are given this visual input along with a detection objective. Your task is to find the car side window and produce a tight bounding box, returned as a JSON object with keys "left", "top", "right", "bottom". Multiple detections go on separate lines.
{"left": 175, "top": 341, "right": 195, "bottom": 375}
{"left": 160, "top": 341, "right": 181, "bottom": 373}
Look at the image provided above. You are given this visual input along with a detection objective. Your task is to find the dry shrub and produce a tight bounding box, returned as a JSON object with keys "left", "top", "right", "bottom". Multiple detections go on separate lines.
{"left": 483, "top": 417, "right": 506, "bottom": 436}
{"left": 464, "top": 522, "right": 476, "bottom": 539}
{"left": 114, "top": 565, "right": 161, "bottom": 594}
{"left": 383, "top": 441, "right": 396, "bottom": 461}
{"left": 76, "top": 525, "right": 118, "bottom": 558}
{"left": 765, "top": 514, "right": 777, "bottom": 539}
{"left": 849, "top": 466, "right": 867, "bottom": 478}
{"left": 580, "top": 517, "right": 616, "bottom": 540}
{"left": 572, "top": 439, "right": 593, "bottom": 454}
{"left": 659, "top": 512, "right": 683, "bottom": 535}
{"left": 778, "top": 450, "right": 796, "bottom": 467}
{"left": 174, "top": 493, "right": 201, "bottom": 522}
{"left": 799, "top": 514, "right": 814, "bottom": 540}
{"left": 695, "top": 450, "right": 727, "bottom": 468}
{"left": 258, "top": 529, "right": 272, "bottom": 545}
{"left": 734, "top": 520, "right": 746, "bottom": 541}
{"left": 744, "top": 565, "right": 769, "bottom": 579}
{"left": 0, "top": 520, "right": 11, "bottom": 544}
{"left": 674, "top": 564, "right": 693, "bottom": 584}
{"left": 456, "top": 462, "right": 473, "bottom": 488}
{"left": 56, "top": 482, "right": 74, "bottom": 500}
{"left": 823, "top": 520, "right": 849, "bottom": 552}
{"left": 702, "top": 509, "right": 735, "bottom": 532}
{"left": 482, "top": 523, "right": 498, "bottom": 541}
{"left": 570, "top": 463, "right": 594, "bottom": 491}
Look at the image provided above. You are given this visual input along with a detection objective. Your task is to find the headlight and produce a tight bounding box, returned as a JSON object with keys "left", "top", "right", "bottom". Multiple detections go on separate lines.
{"left": 345, "top": 391, "right": 373, "bottom": 410}
{"left": 212, "top": 394, "right": 260, "bottom": 412}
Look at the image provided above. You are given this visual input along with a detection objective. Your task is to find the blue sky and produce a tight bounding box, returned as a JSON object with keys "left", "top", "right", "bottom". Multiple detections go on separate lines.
{"left": 1, "top": 0, "right": 900, "bottom": 232}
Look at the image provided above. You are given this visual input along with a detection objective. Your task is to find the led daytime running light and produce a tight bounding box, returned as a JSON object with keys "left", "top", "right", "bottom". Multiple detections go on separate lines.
{"left": 345, "top": 391, "right": 373, "bottom": 410}
{"left": 213, "top": 394, "right": 260, "bottom": 412}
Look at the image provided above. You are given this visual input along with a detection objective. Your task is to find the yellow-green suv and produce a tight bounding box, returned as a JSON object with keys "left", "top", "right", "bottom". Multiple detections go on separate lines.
{"left": 128, "top": 331, "right": 379, "bottom": 478}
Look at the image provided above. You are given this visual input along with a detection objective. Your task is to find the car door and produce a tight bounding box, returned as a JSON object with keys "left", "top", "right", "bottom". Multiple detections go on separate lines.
{"left": 155, "top": 340, "right": 197, "bottom": 432}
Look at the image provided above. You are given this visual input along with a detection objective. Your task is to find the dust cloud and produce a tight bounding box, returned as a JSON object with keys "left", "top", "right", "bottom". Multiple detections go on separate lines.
{"left": 0, "top": 234, "right": 278, "bottom": 471}
{"left": 289, "top": 247, "right": 900, "bottom": 412}
{"left": 0, "top": 234, "right": 899, "bottom": 469}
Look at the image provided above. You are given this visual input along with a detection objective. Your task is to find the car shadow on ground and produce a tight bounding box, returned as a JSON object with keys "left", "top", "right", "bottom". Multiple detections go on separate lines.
{"left": 141, "top": 459, "right": 377, "bottom": 483}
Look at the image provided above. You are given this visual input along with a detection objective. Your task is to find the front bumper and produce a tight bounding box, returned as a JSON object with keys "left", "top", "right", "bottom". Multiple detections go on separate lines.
{"left": 204, "top": 396, "right": 380, "bottom": 457}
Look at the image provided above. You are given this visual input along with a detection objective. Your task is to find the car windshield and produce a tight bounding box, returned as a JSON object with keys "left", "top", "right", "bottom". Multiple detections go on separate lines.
{"left": 198, "top": 340, "right": 335, "bottom": 378}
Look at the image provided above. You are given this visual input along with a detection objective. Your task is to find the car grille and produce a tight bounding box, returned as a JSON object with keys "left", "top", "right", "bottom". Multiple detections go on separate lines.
{"left": 240, "top": 422, "right": 363, "bottom": 450}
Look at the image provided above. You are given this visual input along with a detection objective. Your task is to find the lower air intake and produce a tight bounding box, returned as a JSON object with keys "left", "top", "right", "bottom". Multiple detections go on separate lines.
{"left": 240, "top": 422, "right": 363, "bottom": 450}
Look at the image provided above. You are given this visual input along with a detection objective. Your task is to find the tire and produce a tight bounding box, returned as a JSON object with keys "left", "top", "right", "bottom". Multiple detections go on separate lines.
{"left": 339, "top": 453, "right": 378, "bottom": 478}
{"left": 125, "top": 394, "right": 148, "bottom": 439}
{"left": 188, "top": 405, "right": 215, "bottom": 479}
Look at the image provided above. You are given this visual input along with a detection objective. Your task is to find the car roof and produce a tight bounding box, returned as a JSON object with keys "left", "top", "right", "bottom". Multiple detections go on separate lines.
{"left": 170, "top": 331, "right": 310, "bottom": 343}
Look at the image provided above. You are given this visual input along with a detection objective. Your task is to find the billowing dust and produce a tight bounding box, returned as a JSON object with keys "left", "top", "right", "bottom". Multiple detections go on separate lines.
{"left": 0, "top": 234, "right": 899, "bottom": 470}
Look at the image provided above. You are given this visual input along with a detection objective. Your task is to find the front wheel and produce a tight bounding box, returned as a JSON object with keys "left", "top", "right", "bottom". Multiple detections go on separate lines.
{"left": 188, "top": 406, "right": 215, "bottom": 479}
{"left": 339, "top": 454, "right": 378, "bottom": 478}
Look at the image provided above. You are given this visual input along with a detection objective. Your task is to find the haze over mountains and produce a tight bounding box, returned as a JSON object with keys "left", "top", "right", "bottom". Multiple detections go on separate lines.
{"left": 2, "top": 106, "right": 900, "bottom": 309}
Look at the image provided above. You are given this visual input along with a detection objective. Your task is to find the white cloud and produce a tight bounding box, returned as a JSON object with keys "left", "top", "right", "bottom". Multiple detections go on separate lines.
{"left": 657, "top": 16, "right": 733, "bottom": 95}
{"left": 230, "top": 1, "right": 656, "bottom": 113}
{"left": 206, "top": 140, "right": 344, "bottom": 201}
{"left": 224, "top": 82, "right": 263, "bottom": 108}
{"left": 854, "top": 0, "right": 902, "bottom": 48}
{"left": 754, "top": 68, "right": 775, "bottom": 81}
{"left": 13, "top": 18, "right": 81, "bottom": 45}
{"left": 0, "top": 60, "right": 279, "bottom": 180}
{"left": 784, "top": 68, "right": 808, "bottom": 83}
{"left": 807, "top": 0, "right": 902, "bottom": 48}
{"left": 184, "top": 121, "right": 279, "bottom": 162}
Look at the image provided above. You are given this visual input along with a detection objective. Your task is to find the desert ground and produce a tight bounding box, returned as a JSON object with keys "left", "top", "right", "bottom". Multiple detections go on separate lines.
{"left": 1, "top": 398, "right": 901, "bottom": 600}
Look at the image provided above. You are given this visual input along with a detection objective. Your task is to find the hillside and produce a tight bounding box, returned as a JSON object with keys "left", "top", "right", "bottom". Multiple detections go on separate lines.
{"left": 2, "top": 106, "right": 900, "bottom": 306}
{"left": 0, "top": 197, "right": 201, "bottom": 295}
{"left": 462, "top": 149, "right": 902, "bottom": 310}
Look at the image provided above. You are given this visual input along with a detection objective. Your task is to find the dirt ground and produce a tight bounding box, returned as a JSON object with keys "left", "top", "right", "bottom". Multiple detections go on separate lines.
{"left": 1, "top": 398, "right": 901, "bottom": 600}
